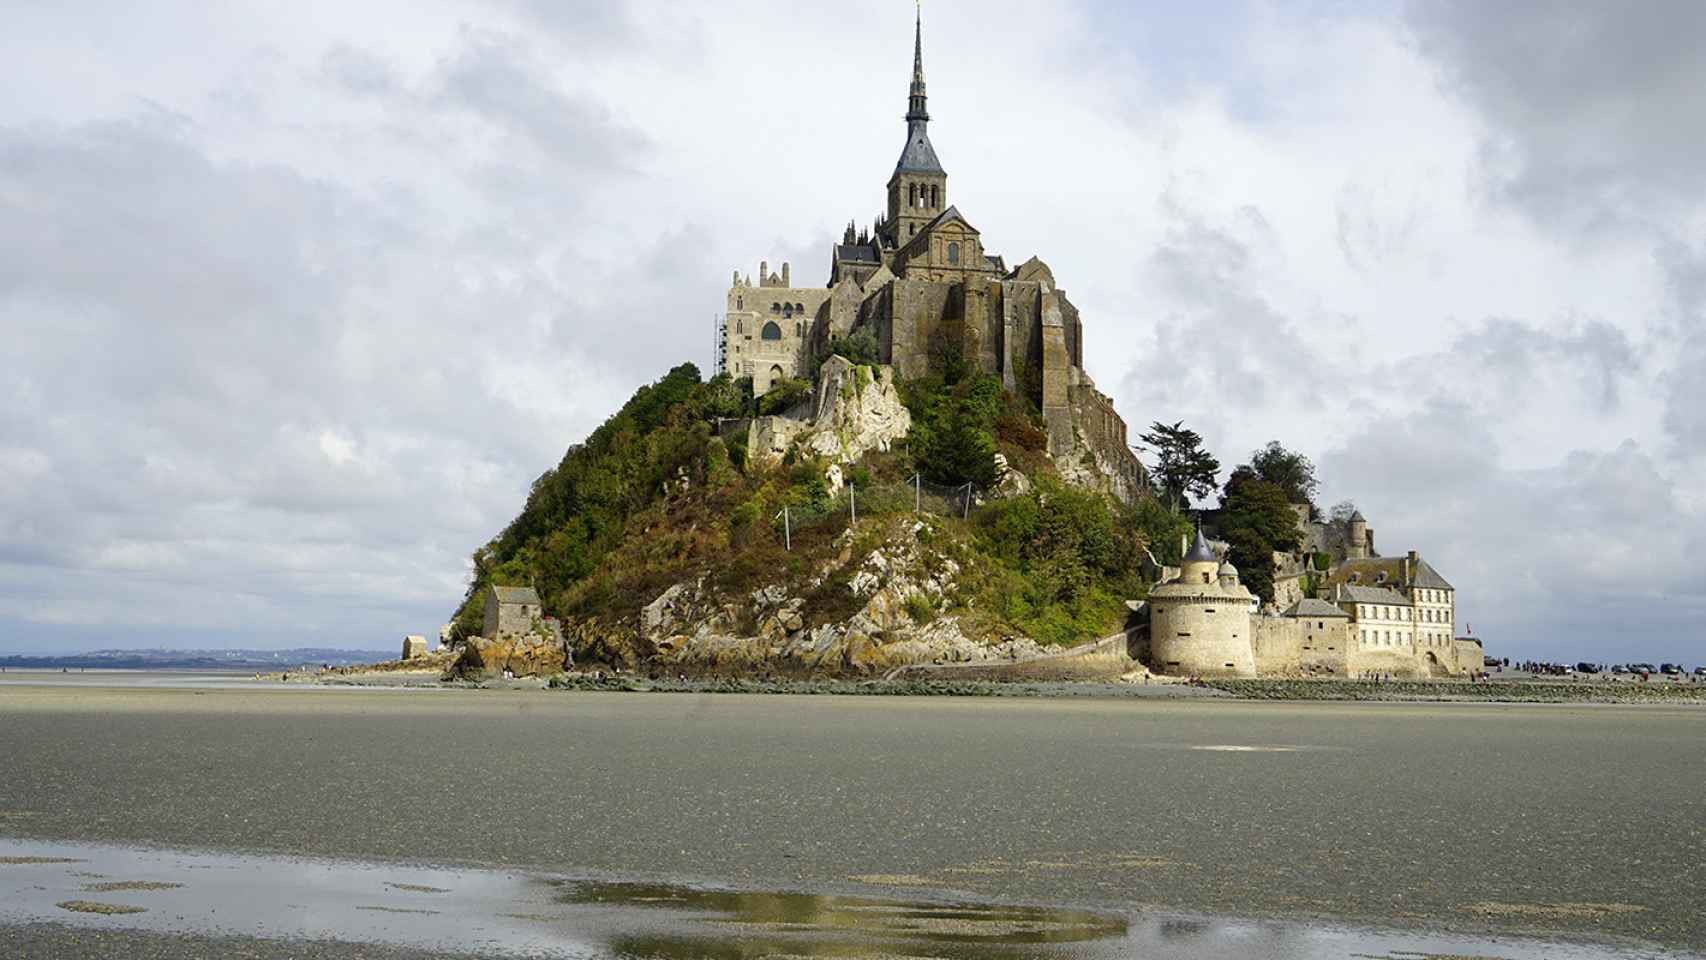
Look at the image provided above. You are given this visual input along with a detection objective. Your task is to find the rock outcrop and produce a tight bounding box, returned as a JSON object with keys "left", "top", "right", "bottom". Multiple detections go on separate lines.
{"left": 568, "top": 516, "right": 1045, "bottom": 678}
{"left": 455, "top": 633, "right": 569, "bottom": 678}
{"left": 747, "top": 357, "right": 910, "bottom": 470}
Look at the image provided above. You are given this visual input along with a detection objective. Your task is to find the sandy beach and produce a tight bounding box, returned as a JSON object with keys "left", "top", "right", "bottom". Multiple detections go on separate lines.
{"left": 2, "top": 677, "right": 1703, "bottom": 956}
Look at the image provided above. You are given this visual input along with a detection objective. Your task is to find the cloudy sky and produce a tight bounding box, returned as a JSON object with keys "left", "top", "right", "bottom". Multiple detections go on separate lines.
{"left": 3, "top": 0, "right": 1703, "bottom": 661}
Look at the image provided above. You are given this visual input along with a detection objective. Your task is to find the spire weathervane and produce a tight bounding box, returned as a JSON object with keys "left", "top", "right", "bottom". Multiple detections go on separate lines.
{"left": 908, "top": 1, "right": 928, "bottom": 122}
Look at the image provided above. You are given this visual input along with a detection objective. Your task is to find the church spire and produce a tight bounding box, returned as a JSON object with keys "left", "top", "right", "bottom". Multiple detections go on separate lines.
{"left": 893, "top": 4, "right": 943, "bottom": 176}
{"left": 907, "top": 3, "right": 929, "bottom": 123}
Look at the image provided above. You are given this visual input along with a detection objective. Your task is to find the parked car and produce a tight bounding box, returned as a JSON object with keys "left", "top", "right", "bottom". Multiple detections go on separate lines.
{"left": 1611, "top": 664, "right": 1628, "bottom": 674}
{"left": 1574, "top": 662, "right": 1600, "bottom": 674}
{"left": 1660, "top": 663, "right": 1682, "bottom": 675}
{"left": 1694, "top": 666, "right": 1706, "bottom": 677}
{"left": 1483, "top": 656, "right": 1501, "bottom": 668}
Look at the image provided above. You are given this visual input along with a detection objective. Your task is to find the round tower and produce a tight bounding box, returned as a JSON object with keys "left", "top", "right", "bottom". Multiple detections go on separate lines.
{"left": 1347, "top": 510, "right": 1368, "bottom": 560}
{"left": 1217, "top": 560, "right": 1241, "bottom": 589}
{"left": 1147, "top": 529, "right": 1257, "bottom": 678}
{"left": 1180, "top": 528, "right": 1219, "bottom": 587}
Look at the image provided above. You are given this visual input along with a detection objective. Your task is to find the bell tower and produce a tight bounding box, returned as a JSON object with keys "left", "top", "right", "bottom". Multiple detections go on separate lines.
{"left": 885, "top": 7, "right": 946, "bottom": 245}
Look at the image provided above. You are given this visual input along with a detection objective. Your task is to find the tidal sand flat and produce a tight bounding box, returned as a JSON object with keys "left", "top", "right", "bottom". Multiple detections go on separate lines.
{"left": 1, "top": 679, "right": 1703, "bottom": 956}
{"left": 0, "top": 840, "right": 1689, "bottom": 959}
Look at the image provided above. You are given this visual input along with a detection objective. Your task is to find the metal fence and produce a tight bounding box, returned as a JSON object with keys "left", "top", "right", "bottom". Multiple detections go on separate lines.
{"left": 773, "top": 474, "right": 981, "bottom": 549}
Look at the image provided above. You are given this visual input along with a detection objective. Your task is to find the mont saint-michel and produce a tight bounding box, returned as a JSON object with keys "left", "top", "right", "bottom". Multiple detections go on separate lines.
{"left": 436, "top": 11, "right": 1486, "bottom": 689}
{"left": 6, "top": 6, "right": 1705, "bottom": 960}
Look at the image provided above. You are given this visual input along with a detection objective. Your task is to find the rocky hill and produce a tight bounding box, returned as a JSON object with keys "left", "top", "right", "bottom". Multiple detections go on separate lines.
{"left": 449, "top": 358, "right": 1189, "bottom": 678}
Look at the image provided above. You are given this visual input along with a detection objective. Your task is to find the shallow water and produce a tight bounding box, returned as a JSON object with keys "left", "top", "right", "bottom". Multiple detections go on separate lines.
{"left": 0, "top": 839, "right": 1687, "bottom": 959}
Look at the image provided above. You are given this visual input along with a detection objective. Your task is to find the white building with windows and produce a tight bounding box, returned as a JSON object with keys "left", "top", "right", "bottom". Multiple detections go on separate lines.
{"left": 1326, "top": 552, "right": 1465, "bottom": 677}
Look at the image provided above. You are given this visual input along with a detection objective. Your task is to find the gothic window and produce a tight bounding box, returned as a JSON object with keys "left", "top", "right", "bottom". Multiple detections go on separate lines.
{"left": 795, "top": 322, "right": 802, "bottom": 337}
{"left": 762, "top": 322, "right": 782, "bottom": 340}
{"left": 930, "top": 185, "right": 939, "bottom": 207}
{"left": 737, "top": 296, "right": 743, "bottom": 309}
{"left": 947, "top": 241, "right": 960, "bottom": 265}
{"left": 736, "top": 319, "right": 745, "bottom": 334}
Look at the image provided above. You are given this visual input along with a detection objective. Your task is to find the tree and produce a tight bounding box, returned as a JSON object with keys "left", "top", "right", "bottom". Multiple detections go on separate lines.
{"left": 1249, "top": 441, "right": 1319, "bottom": 509}
{"left": 1137, "top": 421, "right": 1220, "bottom": 512}
{"left": 920, "top": 403, "right": 1001, "bottom": 488}
{"left": 1329, "top": 500, "right": 1359, "bottom": 524}
{"left": 1219, "top": 471, "right": 1303, "bottom": 605}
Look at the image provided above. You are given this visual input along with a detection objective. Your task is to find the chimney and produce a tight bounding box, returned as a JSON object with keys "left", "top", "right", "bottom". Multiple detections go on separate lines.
{"left": 1403, "top": 550, "right": 1416, "bottom": 584}
{"left": 781, "top": 262, "right": 791, "bottom": 287}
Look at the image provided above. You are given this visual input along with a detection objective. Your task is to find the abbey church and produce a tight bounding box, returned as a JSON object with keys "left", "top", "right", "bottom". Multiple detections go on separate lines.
{"left": 717, "top": 12, "right": 1144, "bottom": 502}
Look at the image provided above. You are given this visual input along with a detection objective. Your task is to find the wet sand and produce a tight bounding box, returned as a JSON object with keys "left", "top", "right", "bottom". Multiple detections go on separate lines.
{"left": 1, "top": 680, "right": 1702, "bottom": 956}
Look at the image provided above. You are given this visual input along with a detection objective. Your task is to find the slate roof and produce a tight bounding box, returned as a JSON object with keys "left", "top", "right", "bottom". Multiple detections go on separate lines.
{"left": 1332, "top": 557, "right": 1455, "bottom": 592}
{"left": 1284, "top": 598, "right": 1351, "bottom": 619}
{"left": 896, "top": 121, "right": 945, "bottom": 175}
{"left": 1411, "top": 559, "right": 1454, "bottom": 590}
{"left": 1336, "top": 584, "right": 1410, "bottom": 606}
{"left": 490, "top": 585, "right": 541, "bottom": 606}
{"left": 835, "top": 244, "right": 880, "bottom": 264}
{"left": 1183, "top": 529, "right": 1218, "bottom": 564}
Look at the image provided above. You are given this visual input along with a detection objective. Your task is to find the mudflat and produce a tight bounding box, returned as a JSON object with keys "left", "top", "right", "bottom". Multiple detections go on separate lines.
{"left": 1, "top": 682, "right": 1702, "bottom": 953}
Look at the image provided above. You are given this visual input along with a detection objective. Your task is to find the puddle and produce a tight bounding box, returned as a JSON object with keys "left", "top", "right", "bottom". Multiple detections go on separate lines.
{"left": 0, "top": 839, "right": 1689, "bottom": 958}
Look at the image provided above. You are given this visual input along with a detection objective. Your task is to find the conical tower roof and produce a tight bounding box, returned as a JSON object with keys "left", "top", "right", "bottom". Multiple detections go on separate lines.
{"left": 1184, "top": 528, "right": 1217, "bottom": 564}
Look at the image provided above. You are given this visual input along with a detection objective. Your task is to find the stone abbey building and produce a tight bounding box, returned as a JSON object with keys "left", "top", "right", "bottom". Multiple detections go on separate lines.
{"left": 716, "top": 12, "right": 1143, "bottom": 502}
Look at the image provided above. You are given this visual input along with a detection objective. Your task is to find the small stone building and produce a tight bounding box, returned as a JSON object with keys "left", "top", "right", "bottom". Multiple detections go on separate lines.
{"left": 483, "top": 585, "right": 543, "bottom": 641}
{"left": 401, "top": 635, "right": 428, "bottom": 661}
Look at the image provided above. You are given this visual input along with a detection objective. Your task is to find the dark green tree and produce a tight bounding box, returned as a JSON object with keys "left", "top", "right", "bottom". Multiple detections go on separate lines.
{"left": 1137, "top": 421, "right": 1220, "bottom": 511}
{"left": 1249, "top": 441, "right": 1319, "bottom": 509}
{"left": 1219, "top": 468, "right": 1304, "bottom": 604}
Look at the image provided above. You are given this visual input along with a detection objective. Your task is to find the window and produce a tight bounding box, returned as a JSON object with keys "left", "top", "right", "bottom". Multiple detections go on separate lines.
{"left": 761, "top": 321, "right": 782, "bottom": 340}
{"left": 795, "top": 322, "right": 803, "bottom": 337}
{"left": 771, "top": 303, "right": 780, "bottom": 313}
{"left": 736, "top": 297, "right": 743, "bottom": 309}
{"left": 947, "top": 241, "right": 960, "bottom": 265}
{"left": 782, "top": 303, "right": 793, "bottom": 318}
{"left": 795, "top": 302, "right": 804, "bottom": 313}
{"left": 736, "top": 319, "right": 745, "bottom": 334}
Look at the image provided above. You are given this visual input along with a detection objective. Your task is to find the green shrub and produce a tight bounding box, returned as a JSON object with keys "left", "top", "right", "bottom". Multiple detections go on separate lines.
{"left": 905, "top": 592, "right": 937, "bottom": 625}
{"left": 812, "top": 329, "right": 881, "bottom": 375}
{"left": 757, "top": 377, "right": 812, "bottom": 416}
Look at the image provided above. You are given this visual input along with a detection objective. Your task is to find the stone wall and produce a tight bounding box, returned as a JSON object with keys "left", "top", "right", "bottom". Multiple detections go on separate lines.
{"left": 885, "top": 629, "right": 1139, "bottom": 682}
{"left": 1000, "top": 280, "right": 1043, "bottom": 397}
{"left": 1250, "top": 615, "right": 1352, "bottom": 677}
{"left": 1454, "top": 637, "right": 1485, "bottom": 677}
